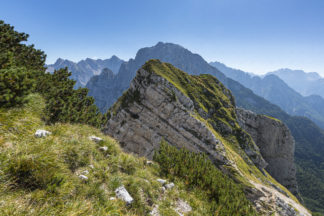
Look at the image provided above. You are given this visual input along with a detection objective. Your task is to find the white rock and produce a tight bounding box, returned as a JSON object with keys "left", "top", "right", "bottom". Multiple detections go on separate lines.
{"left": 175, "top": 199, "right": 192, "bottom": 216}
{"left": 161, "top": 186, "right": 166, "bottom": 193}
{"left": 157, "top": 179, "right": 167, "bottom": 185}
{"left": 79, "top": 175, "right": 88, "bottom": 181}
{"left": 99, "top": 146, "right": 108, "bottom": 151}
{"left": 146, "top": 160, "right": 154, "bottom": 165}
{"left": 109, "top": 197, "right": 116, "bottom": 200}
{"left": 89, "top": 135, "right": 103, "bottom": 143}
{"left": 82, "top": 170, "right": 89, "bottom": 175}
{"left": 165, "top": 183, "right": 175, "bottom": 189}
{"left": 115, "top": 186, "right": 133, "bottom": 204}
{"left": 150, "top": 205, "right": 160, "bottom": 216}
{"left": 35, "top": 129, "right": 51, "bottom": 138}
{"left": 89, "top": 164, "right": 95, "bottom": 169}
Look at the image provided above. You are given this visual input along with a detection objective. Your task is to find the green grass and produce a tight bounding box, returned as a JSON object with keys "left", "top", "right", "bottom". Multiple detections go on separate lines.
{"left": 0, "top": 94, "right": 246, "bottom": 215}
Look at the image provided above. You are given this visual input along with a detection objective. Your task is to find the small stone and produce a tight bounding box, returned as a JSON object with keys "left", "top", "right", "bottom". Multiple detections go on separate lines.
{"left": 79, "top": 175, "right": 88, "bottom": 181}
{"left": 115, "top": 186, "right": 133, "bottom": 204}
{"left": 99, "top": 146, "right": 108, "bottom": 151}
{"left": 89, "top": 164, "right": 94, "bottom": 169}
{"left": 157, "top": 179, "right": 167, "bottom": 185}
{"left": 109, "top": 197, "right": 116, "bottom": 200}
{"left": 82, "top": 170, "right": 89, "bottom": 175}
{"left": 146, "top": 160, "right": 154, "bottom": 165}
{"left": 150, "top": 205, "right": 160, "bottom": 216}
{"left": 165, "top": 183, "right": 175, "bottom": 189}
{"left": 89, "top": 135, "right": 103, "bottom": 143}
{"left": 161, "top": 186, "right": 166, "bottom": 193}
{"left": 35, "top": 129, "right": 51, "bottom": 138}
{"left": 175, "top": 199, "right": 192, "bottom": 215}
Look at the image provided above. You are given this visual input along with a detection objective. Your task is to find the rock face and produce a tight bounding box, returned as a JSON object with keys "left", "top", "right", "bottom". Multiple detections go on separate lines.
{"left": 103, "top": 67, "right": 229, "bottom": 165}
{"left": 236, "top": 108, "right": 299, "bottom": 197}
{"left": 104, "top": 60, "right": 269, "bottom": 169}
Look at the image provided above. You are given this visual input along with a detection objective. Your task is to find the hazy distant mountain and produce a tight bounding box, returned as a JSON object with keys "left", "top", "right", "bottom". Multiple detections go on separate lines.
{"left": 47, "top": 55, "right": 124, "bottom": 88}
{"left": 86, "top": 68, "right": 117, "bottom": 112}
{"left": 210, "top": 61, "right": 324, "bottom": 129}
{"left": 268, "top": 69, "right": 324, "bottom": 98}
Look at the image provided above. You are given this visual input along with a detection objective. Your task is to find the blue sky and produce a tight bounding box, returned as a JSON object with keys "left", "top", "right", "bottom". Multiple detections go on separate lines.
{"left": 1, "top": 0, "right": 324, "bottom": 75}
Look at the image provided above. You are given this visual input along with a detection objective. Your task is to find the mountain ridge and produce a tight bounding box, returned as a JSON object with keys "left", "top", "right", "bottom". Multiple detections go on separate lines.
{"left": 268, "top": 68, "right": 324, "bottom": 98}
{"left": 46, "top": 56, "right": 124, "bottom": 88}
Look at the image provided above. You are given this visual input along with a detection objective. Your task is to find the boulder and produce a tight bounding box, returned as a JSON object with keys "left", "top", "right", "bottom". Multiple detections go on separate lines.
{"left": 115, "top": 186, "right": 133, "bottom": 204}
{"left": 35, "top": 129, "right": 51, "bottom": 138}
{"left": 78, "top": 175, "right": 88, "bottom": 181}
{"left": 157, "top": 179, "right": 167, "bottom": 185}
{"left": 99, "top": 146, "right": 108, "bottom": 151}
{"left": 89, "top": 135, "right": 103, "bottom": 143}
{"left": 165, "top": 183, "right": 175, "bottom": 190}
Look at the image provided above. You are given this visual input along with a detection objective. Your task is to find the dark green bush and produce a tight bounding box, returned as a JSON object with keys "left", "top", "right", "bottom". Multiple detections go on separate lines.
{"left": 0, "top": 67, "right": 35, "bottom": 107}
{"left": 36, "top": 68, "right": 106, "bottom": 127}
{"left": 5, "top": 153, "right": 65, "bottom": 191}
{"left": 154, "top": 140, "right": 257, "bottom": 215}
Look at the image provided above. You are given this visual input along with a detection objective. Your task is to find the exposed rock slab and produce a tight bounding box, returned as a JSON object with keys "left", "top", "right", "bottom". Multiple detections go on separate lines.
{"left": 236, "top": 108, "right": 299, "bottom": 198}
{"left": 103, "top": 68, "right": 228, "bottom": 165}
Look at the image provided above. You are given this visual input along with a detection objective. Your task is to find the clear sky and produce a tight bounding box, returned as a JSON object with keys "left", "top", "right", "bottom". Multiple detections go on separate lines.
{"left": 1, "top": 0, "right": 324, "bottom": 75}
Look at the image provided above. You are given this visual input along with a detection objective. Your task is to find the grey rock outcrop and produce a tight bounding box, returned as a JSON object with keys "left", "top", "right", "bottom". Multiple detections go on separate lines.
{"left": 103, "top": 68, "right": 228, "bottom": 165}
{"left": 236, "top": 108, "right": 299, "bottom": 198}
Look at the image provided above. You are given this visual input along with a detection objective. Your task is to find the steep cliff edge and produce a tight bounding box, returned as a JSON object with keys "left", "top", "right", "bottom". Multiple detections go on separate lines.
{"left": 236, "top": 109, "right": 300, "bottom": 198}
{"left": 103, "top": 60, "right": 310, "bottom": 215}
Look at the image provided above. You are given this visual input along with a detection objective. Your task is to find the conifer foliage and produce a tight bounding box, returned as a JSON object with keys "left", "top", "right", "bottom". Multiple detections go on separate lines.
{"left": 0, "top": 20, "right": 105, "bottom": 127}
{"left": 0, "top": 66, "right": 34, "bottom": 107}
{"left": 154, "top": 140, "right": 257, "bottom": 215}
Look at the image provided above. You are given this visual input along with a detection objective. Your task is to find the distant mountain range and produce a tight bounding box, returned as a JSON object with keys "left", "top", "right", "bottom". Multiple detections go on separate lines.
{"left": 268, "top": 69, "right": 324, "bottom": 98}
{"left": 210, "top": 61, "right": 324, "bottom": 129}
{"left": 46, "top": 55, "right": 124, "bottom": 88}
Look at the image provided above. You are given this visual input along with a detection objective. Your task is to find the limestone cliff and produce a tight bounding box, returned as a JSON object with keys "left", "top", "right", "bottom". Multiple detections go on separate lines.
{"left": 236, "top": 108, "right": 299, "bottom": 198}
{"left": 103, "top": 60, "right": 310, "bottom": 215}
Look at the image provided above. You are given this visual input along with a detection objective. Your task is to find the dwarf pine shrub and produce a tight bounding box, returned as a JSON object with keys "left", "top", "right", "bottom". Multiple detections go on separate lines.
{"left": 154, "top": 140, "right": 257, "bottom": 215}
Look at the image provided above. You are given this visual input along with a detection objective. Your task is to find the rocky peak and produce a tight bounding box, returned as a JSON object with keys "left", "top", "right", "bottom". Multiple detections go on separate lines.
{"left": 105, "top": 59, "right": 265, "bottom": 168}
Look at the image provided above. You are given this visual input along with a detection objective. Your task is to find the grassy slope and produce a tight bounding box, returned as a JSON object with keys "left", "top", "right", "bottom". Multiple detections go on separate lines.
{"left": 0, "top": 94, "right": 223, "bottom": 216}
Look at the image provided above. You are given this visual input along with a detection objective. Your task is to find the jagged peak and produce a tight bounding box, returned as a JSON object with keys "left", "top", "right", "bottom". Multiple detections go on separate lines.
{"left": 110, "top": 55, "right": 122, "bottom": 61}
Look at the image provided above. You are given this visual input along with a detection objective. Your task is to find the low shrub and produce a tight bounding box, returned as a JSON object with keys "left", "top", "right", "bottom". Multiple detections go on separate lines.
{"left": 153, "top": 140, "right": 257, "bottom": 215}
